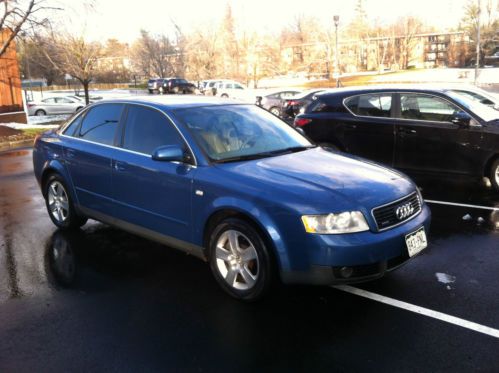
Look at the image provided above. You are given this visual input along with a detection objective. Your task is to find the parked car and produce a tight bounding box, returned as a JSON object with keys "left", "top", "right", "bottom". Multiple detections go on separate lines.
{"left": 161, "top": 78, "right": 197, "bottom": 94}
{"left": 294, "top": 86, "right": 499, "bottom": 191}
{"left": 214, "top": 80, "right": 251, "bottom": 101}
{"left": 256, "top": 89, "right": 302, "bottom": 116}
{"left": 445, "top": 86, "right": 499, "bottom": 111}
{"left": 27, "top": 96, "right": 85, "bottom": 116}
{"left": 33, "top": 96, "right": 430, "bottom": 300}
{"left": 147, "top": 78, "right": 165, "bottom": 93}
{"left": 282, "top": 89, "right": 326, "bottom": 119}
{"left": 200, "top": 80, "right": 223, "bottom": 95}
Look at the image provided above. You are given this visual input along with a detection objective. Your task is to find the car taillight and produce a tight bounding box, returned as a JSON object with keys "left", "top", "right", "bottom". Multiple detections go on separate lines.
{"left": 288, "top": 100, "right": 298, "bottom": 106}
{"left": 27, "top": 103, "right": 35, "bottom": 107}
{"left": 294, "top": 118, "right": 312, "bottom": 127}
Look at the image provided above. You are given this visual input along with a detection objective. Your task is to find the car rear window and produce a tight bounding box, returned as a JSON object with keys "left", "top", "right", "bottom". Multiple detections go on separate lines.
{"left": 345, "top": 94, "right": 392, "bottom": 117}
{"left": 78, "top": 104, "right": 124, "bottom": 145}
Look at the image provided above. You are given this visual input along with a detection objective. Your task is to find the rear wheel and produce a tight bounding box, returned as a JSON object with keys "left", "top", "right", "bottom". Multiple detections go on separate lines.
{"left": 35, "top": 109, "right": 46, "bottom": 116}
{"left": 490, "top": 158, "right": 499, "bottom": 192}
{"left": 44, "top": 174, "right": 87, "bottom": 229}
{"left": 221, "top": 93, "right": 229, "bottom": 98}
{"left": 209, "top": 218, "right": 274, "bottom": 301}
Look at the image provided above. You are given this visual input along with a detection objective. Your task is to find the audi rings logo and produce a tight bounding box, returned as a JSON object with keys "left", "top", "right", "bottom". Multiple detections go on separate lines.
{"left": 395, "top": 202, "right": 414, "bottom": 220}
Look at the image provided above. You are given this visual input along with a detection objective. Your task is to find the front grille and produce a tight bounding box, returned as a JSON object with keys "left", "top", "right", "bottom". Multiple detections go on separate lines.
{"left": 372, "top": 192, "right": 421, "bottom": 231}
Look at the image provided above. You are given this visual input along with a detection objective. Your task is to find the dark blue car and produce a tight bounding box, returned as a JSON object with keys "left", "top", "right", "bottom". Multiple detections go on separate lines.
{"left": 33, "top": 96, "right": 431, "bottom": 300}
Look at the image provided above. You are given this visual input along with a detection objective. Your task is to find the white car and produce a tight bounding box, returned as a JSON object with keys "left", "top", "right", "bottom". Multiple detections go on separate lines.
{"left": 215, "top": 80, "right": 252, "bottom": 101}
{"left": 27, "top": 96, "right": 85, "bottom": 116}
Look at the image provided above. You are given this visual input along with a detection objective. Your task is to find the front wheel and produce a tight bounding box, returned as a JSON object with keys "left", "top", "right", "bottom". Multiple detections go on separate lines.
{"left": 44, "top": 175, "right": 87, "bottom": 229}
{"left": 35, "top": 109, "right": 46, "bottom": 116}
{"left": 269, "top": 106, "right": 281, "bottom": 116}
{"left": 490, "top": 158, "right": 499, "bottom": 192}
{"left": 209, "top": 218, "right": 274, "bottom": 301}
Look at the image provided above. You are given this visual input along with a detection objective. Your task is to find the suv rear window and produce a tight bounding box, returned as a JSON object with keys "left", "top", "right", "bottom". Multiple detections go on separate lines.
{"left": 345, "top": 94, "right": 392, "bottom": 117}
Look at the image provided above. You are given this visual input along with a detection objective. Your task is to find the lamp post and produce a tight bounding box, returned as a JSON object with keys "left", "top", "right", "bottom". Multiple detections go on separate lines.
{"left": 333, "top": 15, "right": 340, "bottom": 88}
{"left": 474, "top": 0, "right": 481, "bottom": 85}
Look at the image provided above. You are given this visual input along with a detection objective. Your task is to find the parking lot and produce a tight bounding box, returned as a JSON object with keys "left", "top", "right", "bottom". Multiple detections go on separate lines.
{"left": 0, "top": 148, "right": 498, "bottom": 371}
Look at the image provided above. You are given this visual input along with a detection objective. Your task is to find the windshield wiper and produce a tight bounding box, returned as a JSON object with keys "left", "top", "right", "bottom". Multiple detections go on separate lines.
{"left": 214, "top": 145, "right": 316, "bottom": 164}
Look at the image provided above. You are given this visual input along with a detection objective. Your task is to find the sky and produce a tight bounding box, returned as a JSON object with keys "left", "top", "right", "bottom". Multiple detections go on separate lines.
{"left": 56, "top": 0, "right": 471, "bottom": 42}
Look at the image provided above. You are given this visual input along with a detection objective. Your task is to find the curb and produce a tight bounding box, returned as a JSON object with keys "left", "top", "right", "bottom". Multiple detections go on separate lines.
{"left": 0, "top": 139, "right": 34, "bottom": 152}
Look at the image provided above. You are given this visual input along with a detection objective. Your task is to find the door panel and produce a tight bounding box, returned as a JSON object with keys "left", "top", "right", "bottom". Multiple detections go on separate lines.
{"left": 393, "top": 93, "right": 484, "bottom": 176}
{"left": 342, "top": 93, "right": 395, "bottom": 165}
{"left": 112, "top": 104, "right": 195, "bottom": 242}
{"left": 112, "top": 154, "right": 195, "bottom": 242}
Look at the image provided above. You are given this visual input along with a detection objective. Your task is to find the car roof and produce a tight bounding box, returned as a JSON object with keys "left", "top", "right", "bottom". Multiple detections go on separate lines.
{"left": 314, "top": 85, "right": 452, "bottom": 98}
{"left": 87, "top": 95, "right": 246, "bottom": 110}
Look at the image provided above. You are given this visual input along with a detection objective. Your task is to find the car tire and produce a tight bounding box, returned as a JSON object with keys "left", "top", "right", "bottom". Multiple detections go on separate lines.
{"left": 44, "top": 174, "right": 87, "bottom": 230}
{"left": 35, "top": 109, "right": 46, "bottom": 116}
{"left": 209, "top": 218, "right": 274, "bottom": 301}
{"left": 148, "top": 89, "right": 153, "bottom": 94}
{"left": 221, "top": 93, "right": 229, "bottom": 98}
{"left": 270, "top": 107, "right": 281, "bottom": 116}
{"left": 490, "top": 158, "right": 499, "bottom": 192}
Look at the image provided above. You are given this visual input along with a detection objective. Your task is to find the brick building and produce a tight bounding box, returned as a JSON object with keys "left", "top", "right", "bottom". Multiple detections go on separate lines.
{"left": 0, "top": 29, "right": 27, "bottom": 124}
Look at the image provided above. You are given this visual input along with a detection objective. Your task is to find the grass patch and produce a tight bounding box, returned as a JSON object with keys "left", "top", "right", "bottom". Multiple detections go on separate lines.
{"left": 21, "top": 128, "right": 52, "bottom": 137}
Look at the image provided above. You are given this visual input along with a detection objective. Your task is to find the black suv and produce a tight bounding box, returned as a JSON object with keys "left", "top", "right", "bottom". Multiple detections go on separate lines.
{"left": 161, "top": 78, "right": 197, "bottom": 94}
{"left": 294, "top": 86, "right": 499, "bottom": 191}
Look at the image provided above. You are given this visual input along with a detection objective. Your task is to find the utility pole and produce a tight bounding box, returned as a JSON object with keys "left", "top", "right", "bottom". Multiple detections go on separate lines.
{"left": 334, "top": 15, "right": 340, "bottom": 88}
{"left": 474, "top": 0, "right": 481, "bottom": 85}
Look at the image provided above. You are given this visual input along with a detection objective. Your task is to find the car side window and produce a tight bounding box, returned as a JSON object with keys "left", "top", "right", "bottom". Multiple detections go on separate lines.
{"left": 345, "top": 94, "right": 392, "bottom": 117}
{"left": 400, "top": 94, "right": 457, "bottom": 122}
{"left": 42, "top": 98, "right": 56, "bottom": 103}
{"left": 226, "top": 83, "right": 234, "bottom": 89}
{"left": 78, "top": 104, "right": 123, "bottom": 145}
{"left": 123, "top": 105, "right": 185, "bottom": 156}
{"left": 56, "top": 98, "right": 73, "bottom": 103}
{"left": 235, "top": 84, "right": 244, "bottom": 89}
{"left": 62, "top": 114, "right": 84, "bottom": 137}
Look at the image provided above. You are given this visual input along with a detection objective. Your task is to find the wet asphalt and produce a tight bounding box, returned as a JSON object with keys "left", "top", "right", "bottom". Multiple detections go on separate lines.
{"left": 0, "top": 148, "right": 498, "bottom": 372}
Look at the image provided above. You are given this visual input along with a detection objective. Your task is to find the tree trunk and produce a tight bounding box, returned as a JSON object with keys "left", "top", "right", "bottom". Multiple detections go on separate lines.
{"left": 83, "top": 81, "right": 90, "bottom": 105}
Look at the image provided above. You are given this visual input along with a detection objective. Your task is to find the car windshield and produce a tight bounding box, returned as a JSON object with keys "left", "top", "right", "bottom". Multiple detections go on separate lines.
{"left": 173, "top": 105, "right": 313, "bottom": 162}
{"left": 447, "top": 91, "right": 499, "bottom": 122}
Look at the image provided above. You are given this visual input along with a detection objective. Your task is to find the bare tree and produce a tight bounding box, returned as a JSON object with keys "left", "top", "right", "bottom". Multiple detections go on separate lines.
{"left": 0, "top": 0, "right": 57, "bottom": 58}
{"left": 39, "top": 32, "right": 101, "bottom": 104}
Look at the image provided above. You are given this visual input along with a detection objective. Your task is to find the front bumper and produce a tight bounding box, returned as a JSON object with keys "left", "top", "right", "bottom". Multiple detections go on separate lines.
{"left": 280, "top": 204, "right": 431, "bottom": 285}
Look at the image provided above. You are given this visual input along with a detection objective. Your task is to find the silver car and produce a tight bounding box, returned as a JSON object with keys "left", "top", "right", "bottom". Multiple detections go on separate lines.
{"left": 27, "top": 96, "right": 85, "bottom": 116}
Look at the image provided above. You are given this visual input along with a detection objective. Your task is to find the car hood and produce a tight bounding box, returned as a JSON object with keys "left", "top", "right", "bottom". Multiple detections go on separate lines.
{"left": 215, "top": 148, "right": 415, "bottom": 213}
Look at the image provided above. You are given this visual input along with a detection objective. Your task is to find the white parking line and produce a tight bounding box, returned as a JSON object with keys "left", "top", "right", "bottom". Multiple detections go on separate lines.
{"left": 425, "top": 199, "right": 499, "bottom": 211}
{"left": 333, "top": 285, "right": 499, "bottom": 340}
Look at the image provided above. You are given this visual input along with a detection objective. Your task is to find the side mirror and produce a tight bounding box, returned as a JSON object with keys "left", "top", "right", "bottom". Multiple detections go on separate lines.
{"left": 152, "top": 145, "right": 185, "bottom": 162}
{"left": 451, "top": 111, "right": 472, "bottom": 127}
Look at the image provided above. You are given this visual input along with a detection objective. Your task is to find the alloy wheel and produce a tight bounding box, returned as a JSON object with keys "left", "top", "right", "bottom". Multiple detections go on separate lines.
{"left": 47, "top": 181, "right": 69, "bottom": 223}
{"left": 215, "top": 229, "right": 259, "bottom": 290}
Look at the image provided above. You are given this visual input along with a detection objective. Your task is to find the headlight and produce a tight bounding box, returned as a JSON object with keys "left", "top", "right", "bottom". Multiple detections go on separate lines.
{"left": 301, "top": 211, "right": 369, "bottom": 234}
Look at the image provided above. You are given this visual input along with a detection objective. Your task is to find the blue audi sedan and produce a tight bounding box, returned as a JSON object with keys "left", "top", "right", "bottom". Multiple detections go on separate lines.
{"left": 33, "top": 96, "right": 431, "bottom": 300}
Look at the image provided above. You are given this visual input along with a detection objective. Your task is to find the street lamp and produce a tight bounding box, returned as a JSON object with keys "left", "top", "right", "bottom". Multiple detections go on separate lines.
{"left": 333, "top": 15, "right": 340, "bottom": 88}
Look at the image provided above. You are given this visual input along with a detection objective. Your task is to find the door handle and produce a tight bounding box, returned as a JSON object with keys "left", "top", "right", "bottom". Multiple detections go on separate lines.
{"left": 113, "top": 161, "right": 127, "bottom": 172}
{"left": 345, "top": 123, "right": 357, "bottom": 129}
{"left": 399, "top": 128, "right": 417, "bottom": 135}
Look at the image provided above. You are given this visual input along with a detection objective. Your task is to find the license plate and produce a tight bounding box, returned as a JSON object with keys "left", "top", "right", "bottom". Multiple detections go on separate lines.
{"left": 405, "top": 227, "right": 427, "bottom": 257}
